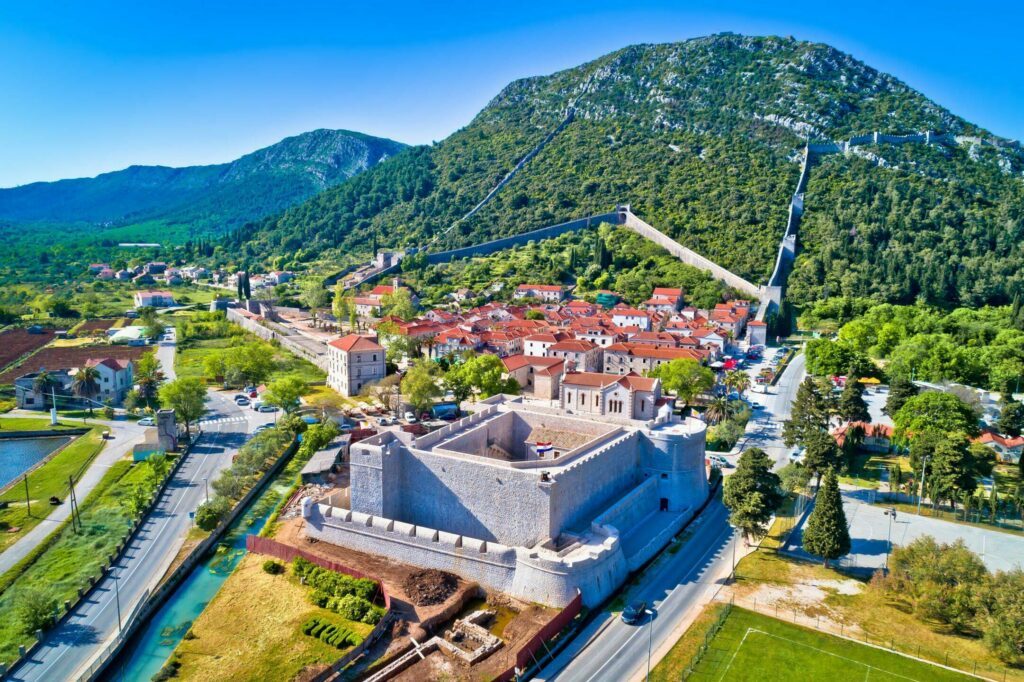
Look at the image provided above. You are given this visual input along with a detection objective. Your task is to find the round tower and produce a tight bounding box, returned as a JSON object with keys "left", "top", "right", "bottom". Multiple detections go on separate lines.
{"left": 642, "top": 417, "right": 708, "bottom": 513}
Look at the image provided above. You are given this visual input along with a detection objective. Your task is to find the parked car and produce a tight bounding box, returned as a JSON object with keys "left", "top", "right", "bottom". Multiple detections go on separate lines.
{"left": 789, "top": 447, "right": 805, "bottom": 463}
{"left": 620, "top": 601, "right": 647, "bottom": 625}
{"left": 233, "top": 393, "right": 248, "bottom": 401}
{"left": 254, "top": 424, "right": 272, "bottom": 433}
{"left": 137, "top": 416, "right": 155, "bottom": 426}
{"left": 235, "top": 397, "right": 250, "bottom": 406}
{"left": 378, "top": 416, "right": 396, "bottom": 426}
{"left": 404, "top": 411, "right": 417, "bottom": 423}
{"left": 709, "top": 454, "right": 733, "bottom": 469}
{"left": 258, "top": 404, "right": 278, "bottom": 413}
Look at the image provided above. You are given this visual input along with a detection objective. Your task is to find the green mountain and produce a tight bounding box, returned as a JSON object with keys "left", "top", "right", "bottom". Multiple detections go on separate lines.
{"left": 231, "top": 33, "right": 1023, "bottom": 307}
{"left": 0, "top": 129, "right": 406, "bottom": 237}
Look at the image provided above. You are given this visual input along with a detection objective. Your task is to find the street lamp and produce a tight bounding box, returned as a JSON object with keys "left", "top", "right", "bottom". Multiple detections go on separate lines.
{"left": 883, "top": 508, "right": 897, "bottom": 571}
{"left": 203, "top": 477, "right": 209, "bottom": 503}
{"left": 646, "top": 607, "right": 654, "bottom": 682}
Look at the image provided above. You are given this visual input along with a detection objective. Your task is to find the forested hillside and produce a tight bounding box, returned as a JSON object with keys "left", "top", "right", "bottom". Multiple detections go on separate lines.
{"left": 229, "top": 32, "right": 1021, "bottom": 301}
{"left": 0, "top": 129, "right": 404, "bottom": 242}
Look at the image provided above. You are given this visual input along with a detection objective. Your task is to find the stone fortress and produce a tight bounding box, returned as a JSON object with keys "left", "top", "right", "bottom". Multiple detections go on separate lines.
{"left": 302, "top": 395, "right": 708, "bottom": 607}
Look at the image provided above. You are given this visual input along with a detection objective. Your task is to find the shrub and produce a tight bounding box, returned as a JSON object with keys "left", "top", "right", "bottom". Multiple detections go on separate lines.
{"left": 194, "top": 496, "right": 231, "bottom": 531}
{"left": 262, "top": 560, "right": 285, "bottom": 575}
{"left": 335, "top": 594, "right": 385, "bottom": 625}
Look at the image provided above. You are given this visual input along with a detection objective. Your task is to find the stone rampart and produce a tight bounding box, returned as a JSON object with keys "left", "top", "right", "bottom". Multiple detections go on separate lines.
{"left": 592, "top": 476, "right": 658, "bottom": 535}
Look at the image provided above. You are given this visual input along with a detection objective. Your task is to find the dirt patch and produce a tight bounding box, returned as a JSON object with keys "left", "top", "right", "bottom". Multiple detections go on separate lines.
{"left": 403, "top": 569, "right": 459, "bottom": 606}
{"left": 730, "top": 577, "right": 864, "bottom": 632}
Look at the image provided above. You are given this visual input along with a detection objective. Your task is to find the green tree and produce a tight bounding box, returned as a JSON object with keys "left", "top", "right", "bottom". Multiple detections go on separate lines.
{"left": 724, "top": 370, "right": 750, "bottom": 396}
{"left": 301, "top": 279, "right": 330, "bottom": 328}
{"left": 226, "top": 342, "right": 276, "bottom": 386}
{"left": 71, "top": 365, "right": 102, "bottom": 415}
{"left": 801, "top": 468, "right": 851, "bottom": 567}
{"left": 648, "top": 358, "right": 714, "bottom": 408}
{"left": 332, "top": 282, "right": 352, "bottom": 325}
{"left": 722, "top": 448, "right": 782, "bottom": 540}
{"left": 778, "top": 462, "right": 811, "bottom": 493}
{"left": 894, "top": 392, "right": 980, "bottom": 440}
{"left": 782, "top": 377, "right": 836, "bottom": 447}
{"left": 703, "top": 396, "right": 739, "bottom": 425}
{"left": 382, "top": 288, "right": 417, "bottom": 321}
{"left": 997, "top": 399, "right": 1024, "bottom": 437}
{"left": 13, "top": 587, "right": 57, "bottom": 635}
{"left": 134, "top": 351, "right": 165, "bottom": 404}
{"left": 805, "top": 339, "right": 868, "bottom": 377}
{"left": 925, "top": 433, "right": 993, "bottom": 511}
{"left": 202, "top": 352, "right": 228, "bottom": 384}
{"left": 265, "top": 377, "right": 306, "bottom": 413}
{"left": 195, "top": 497, "right": 231, "bottom": 531}
{"left": 159, "top": 377, "right": 208, "bottom": 439}
{"left": 976, "top": 569, "right": 1024, "bottom": 665}
{"left": 802, "top": 429, "right": 844, "bottom": 486}
{"left": 32, "top": 371, "right": 57, "bottom": 410}
{"left": 401, "top": 361, "right": 441, "bottom": 414}
{"left": 886, "top": 536, "right": 987, "bottom": 634}
{"left": 444, "top": 353, "right": 519, "bottom": 401}
{"left": 525, "top": 309, "right": 546, "bottom": 321}
{"left": 883, "top": 375, "right": 919, "bottom": 417}
{"left": 837, "top": 378, "right": 871, "bottom": 423}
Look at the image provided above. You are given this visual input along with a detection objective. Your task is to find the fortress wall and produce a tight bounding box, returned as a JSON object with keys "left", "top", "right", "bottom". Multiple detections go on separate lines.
{"left": 394, "top": 446, "right": 553, "bottom": 548}
{"left": 592, "top": 476, "right": 659, "bottom": 536}
{"left": 306, "top": 504, "right": 519, "bottom": 596}
{"left": 619, "top": 210, "right": 762, "bottom": 298}
{"left": 424, "top": 211, "right": 620, "bottom": 266}
{"left": 549, "top": 431, "right": 643, "bottom": 538}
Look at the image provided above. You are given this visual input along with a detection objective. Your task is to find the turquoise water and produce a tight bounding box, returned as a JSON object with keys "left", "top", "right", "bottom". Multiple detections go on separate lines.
{"left": 105, "top": 471, "right": 295, "bottom": 681}
{"left": 0, "top": 436, "right": 72, "bottom": 489}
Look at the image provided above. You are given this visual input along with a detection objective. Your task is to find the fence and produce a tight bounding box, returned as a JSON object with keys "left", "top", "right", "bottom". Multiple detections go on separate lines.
{"left": 680, "top": 602, "right": 733, "bottom": 679}
{"left": 694, "top": 596, "right": 1018, "bottom": 682}
{"left": 78, "top": 438, "right": 299, "bottom": 682}
{"left": 492, "top": 589, "right": 584, "bottom": 682}
{"left": 244, "top": 535, "right": 395, "bottom": 680}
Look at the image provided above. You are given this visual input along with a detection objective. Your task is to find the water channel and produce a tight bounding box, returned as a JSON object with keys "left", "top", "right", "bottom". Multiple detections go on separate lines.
{"left": 104, "top": 459, "right": 298, "bottom": 681}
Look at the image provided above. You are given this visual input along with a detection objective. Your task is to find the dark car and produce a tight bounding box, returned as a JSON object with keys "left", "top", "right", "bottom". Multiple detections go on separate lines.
{"left": 620, "top": 601, "right": 647, "bottom": 625}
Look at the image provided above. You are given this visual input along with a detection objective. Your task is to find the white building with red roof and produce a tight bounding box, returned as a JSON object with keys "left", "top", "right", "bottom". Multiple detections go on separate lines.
{"left": 644, "top": 287, "right": 684, "bottom": 313}
{"left": 602, "top": 343, "right": 710, "bottom": 376}
{"left": 514, "top": 284, "right": 566, "bottom": 303}
{"left": 523, "top": 332, "right": 570, "bottom": 357}
{"left": 560, "top": 372, "right": 667, "bottom": 421}
{"left": 546, "top": 339, "right": 602, "bottom": 372}
{"left": 327, "top": 334, "right": 386, "bottom": 396}
{"left": 610, "top": 307, "right": 652, "bottom": 331}
{"left": 84, "top": 358, "right": 134, "bottom": 404}
{"left": 501, "top": 355, "right": 565, "bottom": 399}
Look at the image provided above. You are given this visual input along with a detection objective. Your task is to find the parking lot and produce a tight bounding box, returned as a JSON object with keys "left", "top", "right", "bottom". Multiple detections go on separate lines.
{"left": 784, "top": 488, "right": 1024, "bottom": 574}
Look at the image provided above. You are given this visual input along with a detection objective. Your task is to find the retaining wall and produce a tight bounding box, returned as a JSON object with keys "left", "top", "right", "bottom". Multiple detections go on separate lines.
{"left": 226, "top": 308, "right": 330, "bottom": 372}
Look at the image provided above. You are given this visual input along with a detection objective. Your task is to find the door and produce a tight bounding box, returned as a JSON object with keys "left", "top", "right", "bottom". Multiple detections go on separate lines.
{"left": 660, "top": 498, "right": 669, "bottom": 511}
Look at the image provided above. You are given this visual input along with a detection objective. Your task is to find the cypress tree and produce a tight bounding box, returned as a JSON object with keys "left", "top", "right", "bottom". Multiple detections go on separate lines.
{"left": 838, "top": 378, "right": 871, "bottom": 423}
{"left": 242, "top": 273, "right": 251, "bottom": 299}
{"left": 802, "top": 468, "right": 851, "bottom": 567}
{"left": 237, "top": 273, "right": 244, "bottom": 301}
{"left": 723, "top": 447, "right": 782, "bottom": 540}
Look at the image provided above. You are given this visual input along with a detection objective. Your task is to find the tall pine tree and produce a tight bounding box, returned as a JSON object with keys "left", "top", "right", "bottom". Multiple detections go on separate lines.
{"left": 783, "top": 377, "right": 835, "bottom": 447}
{"left": 723, "top": 448, "right": 782, "bottom": 540}
{"left": 838, "top": 378, "right": 871, "bottom": 423}
{"left": 802, "top": 468, "right": 851, "bottom": 567}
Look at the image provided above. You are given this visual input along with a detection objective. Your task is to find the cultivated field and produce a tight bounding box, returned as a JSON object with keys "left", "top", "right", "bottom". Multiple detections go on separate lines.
{"left": 689, "top": 608, "right": 972, "bottom": 681}
{"left": 0, "top": 328, "right": 55, "bottom": 370}
{"left": 0, "top": 345, "right": 147, "bottom": 383}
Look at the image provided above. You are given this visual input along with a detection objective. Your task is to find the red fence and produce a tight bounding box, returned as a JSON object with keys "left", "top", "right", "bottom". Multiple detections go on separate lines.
{"left": 492, "top": 590, "right": 584, "bottom": 681}
{"left": 245, "top": 534, "right": 390, "bottom": 608}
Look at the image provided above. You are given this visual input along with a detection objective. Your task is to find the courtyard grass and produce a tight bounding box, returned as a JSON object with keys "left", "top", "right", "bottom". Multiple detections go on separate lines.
{"left": 838, "top": 451, "right": 907, "bottom": 490}
{"left": 168, "top": 553, "right": 372, "bottom": 682}
{"left": 731, "top": 551, "right": 1024, "bottom": 681}
{"left": 689, "top": 606, "right": 973, "bottom": 681}
{"left": 0, "top": 456, "right": 163, "bottom": 662}
{"left": 0, "top": 425, "right": 106, "bottom": 551}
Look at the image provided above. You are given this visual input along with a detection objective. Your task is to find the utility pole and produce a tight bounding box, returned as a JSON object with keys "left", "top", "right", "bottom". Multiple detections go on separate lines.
{"left": 204, "top": 478, "right": 209, "bottom": 503}
{"left": 646, "top": 607, "right": 654, "bottom": 682}
{"left": 68, "top": 475, "right": 79, "bottom": 532}
{"left": 50, "top": 387, "right": 58, "bottom": 426}
{"left": 113, "top": 570, "right": 122, "bottom": 633}
{"left": 23, "top": 474, "right": 31, "bottom": 518}
{"left": 916, "top": 456, "right": 929, "bottom": 516}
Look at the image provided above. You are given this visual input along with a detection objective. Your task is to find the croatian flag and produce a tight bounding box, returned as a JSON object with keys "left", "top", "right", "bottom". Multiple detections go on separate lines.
{"left": 536, "top": 441, "right": 553, "bottom": 456}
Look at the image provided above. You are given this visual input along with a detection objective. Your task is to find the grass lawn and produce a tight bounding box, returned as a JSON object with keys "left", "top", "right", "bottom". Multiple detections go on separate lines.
{"left": 838, "top": 451, "right": 907, "bottom": 490}
{"left": 0, "top": 417, "right": 87, "bottom": 432}
{"left": 0, "top": 425, "right": 106, "bottom": 551}
{"left": 169, "top": 554, "right": 372, "bottom": 682}
{"left": 175, "top": 338, "right": 232, "bottom": 382}
{"left": 731, "top": 551, "right": 1023, "bottom": 681}
{"left": 759, "top": 492, "right": 810, "bottom": 551}
{"left": 0, "top": 456, "right": 163, "bottom": 662}
{"left": 690, "top": 607, "right": 973, "bottom": 681}
{"left": 650, "top": 602, "right": 730, "bottom": 681}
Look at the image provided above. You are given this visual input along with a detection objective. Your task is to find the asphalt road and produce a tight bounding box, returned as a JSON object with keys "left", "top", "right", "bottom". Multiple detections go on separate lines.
{"left": 536, "top": 501, "right": 738, "bottom": 682}
{"left": 729, "top": 351, "right": 806, "bottom": 470}
{"left": 7, "top": 392, "right": 262, "bottom": 681}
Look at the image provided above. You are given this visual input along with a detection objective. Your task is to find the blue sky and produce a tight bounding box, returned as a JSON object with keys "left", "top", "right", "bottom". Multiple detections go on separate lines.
{"left": 2, "top": 0, "right": 1021, "bottom": 187}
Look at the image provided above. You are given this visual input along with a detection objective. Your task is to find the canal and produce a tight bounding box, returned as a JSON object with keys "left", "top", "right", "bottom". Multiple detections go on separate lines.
{"left": 103, "top": 455, "right": 300, "bottom": 681}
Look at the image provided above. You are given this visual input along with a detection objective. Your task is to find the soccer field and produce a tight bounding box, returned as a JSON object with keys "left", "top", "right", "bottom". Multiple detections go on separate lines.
{"left": 691, "top": 608, "right": 974, "bottom": 681}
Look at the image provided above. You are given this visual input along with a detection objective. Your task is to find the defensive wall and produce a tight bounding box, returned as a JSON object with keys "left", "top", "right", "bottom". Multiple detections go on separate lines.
{"left": 226, "top": 306, "right": 330, "bottom": 372}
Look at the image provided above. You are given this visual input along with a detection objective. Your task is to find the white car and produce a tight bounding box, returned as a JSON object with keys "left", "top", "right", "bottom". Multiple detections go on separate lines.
{"left": 138, "top": 417, "right": 155, "bottom": 426}
{"left": 404, "top": 411, "right": 417, "bottom": 423}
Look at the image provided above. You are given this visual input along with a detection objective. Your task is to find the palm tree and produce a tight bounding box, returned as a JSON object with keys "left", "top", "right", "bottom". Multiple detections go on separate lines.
{"left": 72, "top": 365, "right": 102, "bottom": 416}
{"left": 704, "top": 396, "right": 738, "bottom": 425}
{"left": 33, "top": 371, "right": 56, "bottom": 410}
{"left": 725, "top": 370, "right": 751, "bottom": 396}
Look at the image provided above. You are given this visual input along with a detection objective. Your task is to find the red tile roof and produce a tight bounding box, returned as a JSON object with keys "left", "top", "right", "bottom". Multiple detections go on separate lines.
{"left": 329, "top": 334, "right": 383, "bottom": 353}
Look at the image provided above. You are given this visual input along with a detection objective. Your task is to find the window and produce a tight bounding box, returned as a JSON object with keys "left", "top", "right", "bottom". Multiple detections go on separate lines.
{"left": 661, "top": 473, "right": 668, "bottom": 479}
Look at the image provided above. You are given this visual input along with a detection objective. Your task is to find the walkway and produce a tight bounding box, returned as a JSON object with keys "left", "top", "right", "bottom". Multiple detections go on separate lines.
{"left": 0, "top": 415, "right": 149, "bottom": 576}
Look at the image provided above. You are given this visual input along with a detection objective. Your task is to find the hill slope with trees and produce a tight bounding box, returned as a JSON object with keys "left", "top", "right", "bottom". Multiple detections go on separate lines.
{"left": 229, "top": 33, "right": 1023, "bottom": 305}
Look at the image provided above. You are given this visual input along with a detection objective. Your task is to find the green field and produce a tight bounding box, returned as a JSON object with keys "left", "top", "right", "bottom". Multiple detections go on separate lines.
{"left": 689, "top": 608, "right": 972, "bottom": 681}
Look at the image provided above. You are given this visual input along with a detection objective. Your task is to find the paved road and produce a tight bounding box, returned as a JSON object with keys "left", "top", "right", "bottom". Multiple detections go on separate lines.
{"left": 0, "top": 416, "right": 149, "bottom": 575}
{"left": 6, "top": 392, "right": 269, "bottom": 680}
{"left": 729, "top": 351, "right": 806, "bottom": 470}
{"left": 536, "top": 501, "right": 738, "bottom": 682}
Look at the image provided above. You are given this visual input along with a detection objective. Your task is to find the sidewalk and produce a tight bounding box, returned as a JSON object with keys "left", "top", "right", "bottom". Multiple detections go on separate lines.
{"left": 0, "top": 416, "right": 146, "bottom": 575}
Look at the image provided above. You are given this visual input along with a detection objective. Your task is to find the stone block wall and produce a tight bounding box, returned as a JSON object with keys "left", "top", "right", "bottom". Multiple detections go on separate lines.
{"left": 592, "top": 476, "right": 658, "bottom": 535}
